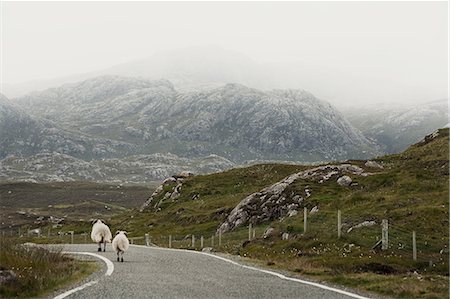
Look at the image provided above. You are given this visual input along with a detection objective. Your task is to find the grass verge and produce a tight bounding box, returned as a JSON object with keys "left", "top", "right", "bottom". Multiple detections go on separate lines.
{"left": 0, "top": 237, "right": 97, "bottom": 298}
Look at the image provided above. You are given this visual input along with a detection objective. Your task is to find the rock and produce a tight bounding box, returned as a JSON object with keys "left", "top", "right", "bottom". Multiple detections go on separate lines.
{"left": 310, "top": 206, "right": 319, "bottom": 214}
{"left": 347, "top": 220, "right": 377, "bottom": 233}
{"left": 337, "top": 175, "right": 352, "bottom": 187}
{"left": 217, "top": 164, "right": 371, "bottom": 233}
{"left": 162, "top": 177, "right": 177, "bottom": 184}
{"left": 287, "top": 209, "right": 298, "bottom": 217}
{"left": 178, "top": 171, "right": 194, "bottom": 178}
{"left": 263, "top": 227, "right": 275, "bottom": 239}
{"left": 282, "top": 232, "right": 289, "bottom": 240}
{"left": 365, "top": 161, "right": 383, "bottom": 169}
{"left": 0, "top": 270, "right": 17, "bottom": 285}
{"left": 202, "top": 247, "right": 214, "bottom": 253}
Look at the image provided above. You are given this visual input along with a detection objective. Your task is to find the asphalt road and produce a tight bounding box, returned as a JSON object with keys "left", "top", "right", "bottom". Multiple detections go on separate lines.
{"left": 50, "top": 244, "right": 370, "bottom": 299}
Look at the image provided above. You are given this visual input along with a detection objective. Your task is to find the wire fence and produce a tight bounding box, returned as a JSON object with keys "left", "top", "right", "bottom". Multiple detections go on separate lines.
{"left": 1, "top": 208, "right": 448, "bottom": 266}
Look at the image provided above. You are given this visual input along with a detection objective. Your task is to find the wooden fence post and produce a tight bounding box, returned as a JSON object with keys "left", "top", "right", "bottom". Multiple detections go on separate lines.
{"left": 169, "top": 235, "right": 172, "bottom": 248}
{"left": 304, "top": 207, "right": 308, "bottom": 233}
{"left": 211, "top": 235, "right": 215, "bottom": 247}
{"left": 337, "top": 210, "right": 342, "bottom": 239}
{"left": 248, "top": 223, "right": 252, "bottom": 240}
{"left": 219, "top": 231, "right": 222, "bottom": 246}
{"left": 145, "top": 233, "right": 150, "bottom": 246}
{"left": 253, "top": 228, "right": 256, "bottom": 240}
{"left": 200, "top": 236, "right": 204, "bottom": 248}
{"left": 412, "top": 231, "right": 417, "bottom": 261}
{"left": 192, "top": 235, "right": 195, "bottom": 248}
{"left": 381, "top": 219, "right": 389, "bottom": 250}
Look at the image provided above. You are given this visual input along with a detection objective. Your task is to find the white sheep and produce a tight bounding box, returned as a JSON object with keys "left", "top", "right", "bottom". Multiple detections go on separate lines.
{"left": 112, "top": 231, "right": 130, "bottom": 262}
{"left": 90, "top": 219, "right": 112, "bottom": 252}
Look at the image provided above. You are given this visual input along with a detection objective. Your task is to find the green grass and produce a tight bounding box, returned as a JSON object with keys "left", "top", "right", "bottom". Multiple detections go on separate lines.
{"left": 0, "top": 237, "right": 97, "bottom": 298}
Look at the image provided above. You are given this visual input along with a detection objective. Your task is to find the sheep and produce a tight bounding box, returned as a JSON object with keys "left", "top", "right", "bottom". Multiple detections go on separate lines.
{"left": 90, "top": 219, "right": 112, "bottom": 252}
{"left": 112, "top": 231, "right": 130, "bottom": 262}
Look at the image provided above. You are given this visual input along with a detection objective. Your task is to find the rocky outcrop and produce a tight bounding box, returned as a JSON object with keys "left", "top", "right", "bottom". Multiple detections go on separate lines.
{"left": 217, "top": 164, "right": 370, "bottom": 233}
{"left": 140, "top": 172, "right": 194, "bottom": 211}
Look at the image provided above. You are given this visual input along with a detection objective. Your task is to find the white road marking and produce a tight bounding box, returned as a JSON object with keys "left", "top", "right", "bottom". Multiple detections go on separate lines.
{"left": 53, "top": 280, "right": 98, "bottom": 299}
{"left": 63, "top": 252, "right": 115, "bottom": 276}
{"left": 53, "top": 252, "right": 114, "bottom": 299}
{"left": 131, "top": 244, "right": 371, "bottom": 299}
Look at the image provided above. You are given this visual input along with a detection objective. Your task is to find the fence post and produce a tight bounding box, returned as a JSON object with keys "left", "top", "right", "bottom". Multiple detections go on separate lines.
{"left": 248, "top": 223, "right": 252, "bottom": 240}
{"left": 70, "top": 231, "right": 74, "bottom": 244}
{"left": 304, "top": 207, "right": 308, "bottom": 233}
{"left": 412, "top": 231, "right": 417, "bottom": 261}
{"left": 253, "top": 228, "right": 256, "bottom": 240}
{"left": 145, "top": 233, "right": 150, "bottom": 246}
{"left": 169, "top": 235, "right": 172, "bottom": 248}
{"left": 381, "top": 219, "right": 389, "bottom": 250}
{"left": 219, "top": 231, "right": 222, "bottom": 246}
{"left": 337, "top": 210, "right": 342, "bottom": 239}
{"left": 211, "top": 235, "right": 215, "bottom": 247}
{"left": 200, "top": 236, "right": 204, "bottom": 248}
{"left": 192, "top": 235, "right": 195, "bottom": 248}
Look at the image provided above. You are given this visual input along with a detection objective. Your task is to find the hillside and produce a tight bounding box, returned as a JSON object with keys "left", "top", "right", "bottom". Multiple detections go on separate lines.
{"left": 12, "top": 76, "right": 378, "bottom": 162}
{"left": 110, "top": 128, "right": 449, "bottom": 299}
{"left": 0, "top": 152, "right": 234, "bottom": 184}
{"left": 344, "top": 99, "right": 448, "bottom": 153}
{"left": 0, "top": 93, "right": 135, "bottom": 160}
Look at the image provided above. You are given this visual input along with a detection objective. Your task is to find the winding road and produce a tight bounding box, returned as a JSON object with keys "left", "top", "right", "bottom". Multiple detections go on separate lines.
{"left": 50, "top": 244, "right": 371, "bottom": 299}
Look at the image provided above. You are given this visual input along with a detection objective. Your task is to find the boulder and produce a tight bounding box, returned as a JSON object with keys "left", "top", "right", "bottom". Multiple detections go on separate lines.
{"left": 287, "top": 209, "right": 298, "bottom": 217}
{"left": 263, "top": 227, "right": 275, "bottom": 239}
{"left": 0, "top": 270, "right": 17, "bottom": 285}
{"left": 337, "top": 175, "right": 352, "bottom": 187}
{"left": 365, "top": 161, "right": 383, "bottom": 169}
{"left": 202, "top": 247, "right": 214, "bottom": 253}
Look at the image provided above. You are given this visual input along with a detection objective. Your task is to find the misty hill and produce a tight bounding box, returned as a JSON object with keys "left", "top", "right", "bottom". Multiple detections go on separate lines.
{"left": 0, "top": 152, "right": 234, "bottom": 184}
{"left": 0, "top": 93, "right": 135, "bottom": 160}
{"left": 13, "top": 76, "right": 378, "bottom": 162}
{"left": 343, "top": 99, "right": 448, "bottom": 153}
{"left": 3, "top": 46, "right": 281, "bottom": 98}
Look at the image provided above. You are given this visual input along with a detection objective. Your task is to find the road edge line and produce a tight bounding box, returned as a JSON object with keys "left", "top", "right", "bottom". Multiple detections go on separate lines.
{"left": 52, "top": 252, "right": 114, "bottom": 299}
{"left": 131, "top": 244, "right": 370, "bottom": 299}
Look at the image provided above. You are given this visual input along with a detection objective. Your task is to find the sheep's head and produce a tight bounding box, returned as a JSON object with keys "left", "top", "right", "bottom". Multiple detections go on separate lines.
{"left": 92, "top": 219, "right": 104, "bottom": 225}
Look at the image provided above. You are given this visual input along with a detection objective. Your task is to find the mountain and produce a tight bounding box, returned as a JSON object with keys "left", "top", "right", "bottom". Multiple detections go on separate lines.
{"left": 13, "top": 76, "right": 378, "bottom": 162}
{"left": 343, "top": 99, "right": 448, "bottom": 153}
{"left": 2, "top": 46, "right": 281, "bottom": 98}
{"left": 0, "top": 93, "right": 135, "bottom": 160}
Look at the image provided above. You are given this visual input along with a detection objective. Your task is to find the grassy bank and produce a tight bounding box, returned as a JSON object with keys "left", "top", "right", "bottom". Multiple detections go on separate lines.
{"left": 0, "top": 237, "right": 97, "bottom": 298}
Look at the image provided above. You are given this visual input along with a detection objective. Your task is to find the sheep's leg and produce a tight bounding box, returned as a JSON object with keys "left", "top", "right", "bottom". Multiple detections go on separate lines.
{"left": 103, "top": 241, "right": 106, "bottom": 252}
{"left": 98, "top": 242, "right": 101, "bottom": 252}
{"left": 116, "top": 251, "right": 120, "bottom": 262}
{"left": 120, "top": 251, "right": 124, "bottom": 262}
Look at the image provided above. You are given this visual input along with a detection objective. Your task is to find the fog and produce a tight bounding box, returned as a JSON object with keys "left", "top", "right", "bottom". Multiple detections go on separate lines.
{"left": 1, "top": 1, "right": 448, "bottom": 106}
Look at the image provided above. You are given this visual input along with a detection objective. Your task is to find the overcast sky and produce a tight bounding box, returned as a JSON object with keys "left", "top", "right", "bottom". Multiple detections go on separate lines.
{"left": 1, "top": 1, "right": 448, "bottom": 105}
